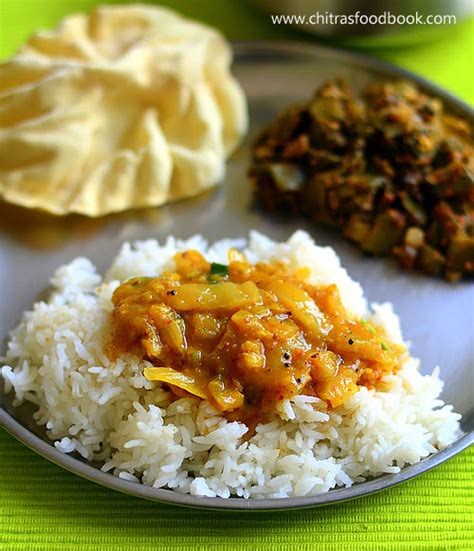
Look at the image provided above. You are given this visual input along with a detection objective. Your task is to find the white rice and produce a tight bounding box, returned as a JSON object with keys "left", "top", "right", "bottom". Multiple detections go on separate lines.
{"left": 1, "top": 230, "right": 461, "bottom": 498}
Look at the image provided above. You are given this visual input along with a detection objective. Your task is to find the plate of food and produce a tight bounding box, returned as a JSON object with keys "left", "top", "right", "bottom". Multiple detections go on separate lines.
{"left": 0, "top": 5, "right": 472, "bottom": 510}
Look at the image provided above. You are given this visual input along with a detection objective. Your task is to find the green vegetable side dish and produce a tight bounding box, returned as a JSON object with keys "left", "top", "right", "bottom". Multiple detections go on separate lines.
{"left": 249, "top": 79, "right": 474, "bottom": 281}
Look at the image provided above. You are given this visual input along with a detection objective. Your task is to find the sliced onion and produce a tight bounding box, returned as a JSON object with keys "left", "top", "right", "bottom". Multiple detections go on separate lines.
{"left": 143, "top": 367, "right": 206, "bottom": 399}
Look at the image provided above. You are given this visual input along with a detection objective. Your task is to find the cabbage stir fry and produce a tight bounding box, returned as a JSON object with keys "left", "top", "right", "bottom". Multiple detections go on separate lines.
{"left": 108, "top": 250, "right": 405, "bottom": 421}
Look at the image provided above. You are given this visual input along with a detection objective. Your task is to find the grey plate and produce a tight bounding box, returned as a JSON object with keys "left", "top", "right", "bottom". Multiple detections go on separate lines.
{"left": 1, "top": 41, "right": 473, "bottom": 511}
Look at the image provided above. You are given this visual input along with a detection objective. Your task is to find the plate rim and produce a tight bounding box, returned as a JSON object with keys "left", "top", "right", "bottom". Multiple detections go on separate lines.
{"left": 1, "top": 408, "right": 472, "bottom": 511}
{"left": 1, "top": 39, "right": 473, "bottom": 511}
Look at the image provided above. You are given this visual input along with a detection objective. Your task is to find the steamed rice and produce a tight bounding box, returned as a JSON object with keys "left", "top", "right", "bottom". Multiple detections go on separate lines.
{"left": 1, "top": 231, "right": 461, "bottom": 498}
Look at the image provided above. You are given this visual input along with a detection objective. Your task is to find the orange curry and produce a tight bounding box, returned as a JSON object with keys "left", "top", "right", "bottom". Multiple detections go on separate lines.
{"left": 108, "top": 250, "right": 405, "bottom": 422}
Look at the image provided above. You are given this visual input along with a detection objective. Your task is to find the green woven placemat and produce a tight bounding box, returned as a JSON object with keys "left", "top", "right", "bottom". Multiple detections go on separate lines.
{"left": 0, "top": 1, "right": 473, "bottom": 549}
{"left": 0, "top": 429, "right": 473, "bottom": 550}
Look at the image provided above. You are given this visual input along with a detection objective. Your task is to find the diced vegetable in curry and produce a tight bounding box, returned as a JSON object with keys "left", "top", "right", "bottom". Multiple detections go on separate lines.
{"left": 249, "top": 79, "right": 474, "bottom": 281}
{"left": 108, "top": 250, "right": 405, "bottom": 423}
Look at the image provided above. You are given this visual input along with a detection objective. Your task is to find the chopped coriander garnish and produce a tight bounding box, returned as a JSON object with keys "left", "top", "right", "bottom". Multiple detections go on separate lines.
{"left": 208, "top": 263, "right": 229, "bottom": 281}
{"left": 381, "top": 341, "right": 391, "bottom": 352}
{"left": 361, "top": 319, "right": 377, "bottom": 334}
{"left": 210, "top": 262, "right": 229, "bottom": 276}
